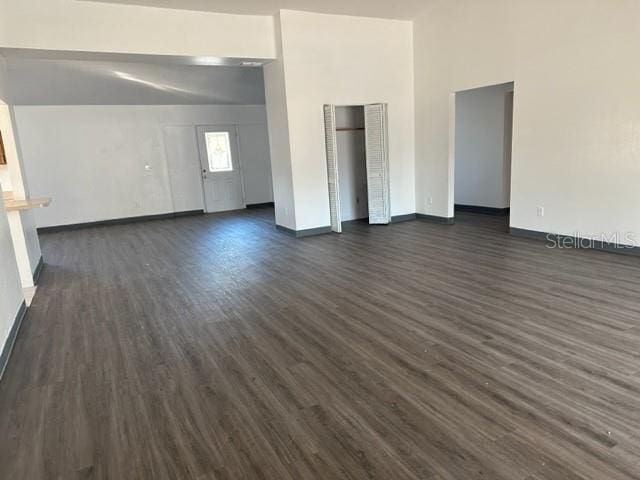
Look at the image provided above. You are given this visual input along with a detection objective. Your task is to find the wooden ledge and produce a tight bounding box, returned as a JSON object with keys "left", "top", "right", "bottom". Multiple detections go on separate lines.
{"left": 5, "top": 197, "right": 51, "bottom": 212}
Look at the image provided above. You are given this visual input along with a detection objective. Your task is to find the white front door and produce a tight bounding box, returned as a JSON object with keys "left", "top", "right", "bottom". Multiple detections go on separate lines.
{"left": 196, "top": 125, "right": 245, "bottom": 213}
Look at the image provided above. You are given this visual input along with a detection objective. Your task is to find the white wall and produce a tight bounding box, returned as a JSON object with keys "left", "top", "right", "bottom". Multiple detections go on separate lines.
{"left": 0, "top": 56, "right": 25, "bottom": 367}
{"left": 14, "top": 105, "right": 273, "bottom": 228}
{"left": 0, "top": 57, "right": 11, "bottom": 188}
{"left": 238, "top": 123, "right": 274, "bottom": 205}
{"left": 0, "top": 167, "right": 10, "bottom": 190}
{"left": 0, "top": 56, "right": 42, "bottom": 287}
{"left": 263, "top": 15, "right": 296, "bottom": 229}
{"left": 0, "top": 198, "right": 24, "bottom": 367}
{"left": 336, "top": 106, "right": 368, "bottom": 221}
{"left": 0, "top": 0, "right": 275, "bottom": 59}
{"left": 455, "top": 83, "right": 513, "bottom": 209}
{"left": 0, "top": 165, "right": 11, "bottom": 190}
{"left": 0, "top": 105, "right": 42, "bottom": 286}
{"left": 275, "top": 10, "right": 415, "bottom": 230}
{"left": 162, "top": 125, "right": 204, "bottom": 213}
{"left": 337, "top": 131, "right": 367, "bottom": 221}
{"left": 414, "top": 0, "right": 640, "bottom": 243}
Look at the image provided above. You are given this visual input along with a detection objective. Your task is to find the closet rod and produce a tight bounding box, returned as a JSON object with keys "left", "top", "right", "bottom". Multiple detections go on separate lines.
{"left": 336, "top": 127, "right": 365, "bottom": 131}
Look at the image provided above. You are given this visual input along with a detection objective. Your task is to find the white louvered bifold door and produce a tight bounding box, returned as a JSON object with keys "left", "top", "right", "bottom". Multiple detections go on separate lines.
{"left": 324, "top": 105, "right": 342, "bottom": 233}
{"left": 364, "top": 103, "right": 391, "bottom": 224}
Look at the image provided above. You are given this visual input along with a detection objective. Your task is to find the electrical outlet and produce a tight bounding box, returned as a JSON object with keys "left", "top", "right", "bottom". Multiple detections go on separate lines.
{"left": 427, "top": 196, "right": 433, "bottom": 206}
{"left": 537, "top": 206, "right": 545, "bottom": 217}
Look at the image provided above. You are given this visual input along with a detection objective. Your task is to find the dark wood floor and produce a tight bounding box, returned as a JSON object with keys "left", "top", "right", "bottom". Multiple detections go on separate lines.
{"left": 2, "top": 208, "right": 640, "bottom": 479}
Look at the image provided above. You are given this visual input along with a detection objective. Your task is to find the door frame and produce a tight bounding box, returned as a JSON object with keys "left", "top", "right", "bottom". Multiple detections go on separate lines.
{"left": 194, "top": 124, "right": 247, "bottom": 213}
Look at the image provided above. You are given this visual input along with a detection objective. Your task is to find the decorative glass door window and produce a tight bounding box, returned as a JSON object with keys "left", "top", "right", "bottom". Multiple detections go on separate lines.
{"left": 204, "top": 131, "right": 233, "bottom": 172}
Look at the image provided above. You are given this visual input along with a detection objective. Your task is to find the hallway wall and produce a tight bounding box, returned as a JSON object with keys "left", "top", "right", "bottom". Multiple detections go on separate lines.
{"left": 15, "top": 105, "right": 272, "bottom": 228}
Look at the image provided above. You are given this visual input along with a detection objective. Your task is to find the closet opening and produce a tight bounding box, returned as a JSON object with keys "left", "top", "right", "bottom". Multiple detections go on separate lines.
{"left": 336, "top": 106, "right": 368, "bottom": 224}
{"left": 324, "top": 103, "right": 390, "bottom": 233}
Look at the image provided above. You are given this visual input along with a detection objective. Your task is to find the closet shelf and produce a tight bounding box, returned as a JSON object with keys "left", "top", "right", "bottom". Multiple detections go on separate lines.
{"left": 5, "top": 196, "right": 51, "bottom": 212}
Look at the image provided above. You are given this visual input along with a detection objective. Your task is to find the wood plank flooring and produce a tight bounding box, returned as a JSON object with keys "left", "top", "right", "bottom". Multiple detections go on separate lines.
{"left": 1, "top": 207, "right": 640, "bottom": 479}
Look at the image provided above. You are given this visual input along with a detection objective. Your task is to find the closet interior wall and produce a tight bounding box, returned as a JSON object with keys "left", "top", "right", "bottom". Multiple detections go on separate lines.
{"left": 335, "top": 106, "right": 367, "bottom": 222}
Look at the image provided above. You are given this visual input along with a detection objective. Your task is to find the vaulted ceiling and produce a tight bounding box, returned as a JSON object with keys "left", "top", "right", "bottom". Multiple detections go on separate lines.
{"left": 81, "top": 0, "right": 428, "bottom": 20}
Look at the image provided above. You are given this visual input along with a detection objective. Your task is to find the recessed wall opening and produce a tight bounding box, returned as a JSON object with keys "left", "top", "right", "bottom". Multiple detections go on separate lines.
{"left": 453, "top": 82, "right": 514, "bottom": 228}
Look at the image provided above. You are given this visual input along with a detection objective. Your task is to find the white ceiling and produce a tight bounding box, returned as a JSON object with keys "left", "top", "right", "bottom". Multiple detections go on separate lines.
{"left": 2, "top": 55, "right": 266, "bottom": 106}
{"left": 81, "top": 0, "right": 428, "bottom": 20}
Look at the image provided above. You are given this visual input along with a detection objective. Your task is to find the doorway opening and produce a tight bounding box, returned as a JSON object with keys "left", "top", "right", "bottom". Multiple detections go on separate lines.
{"left": 452, "top": 82, "right": 514, "bottom": 230}
{"left": 324, "top": 103, "right": 390, "bottom": 233}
